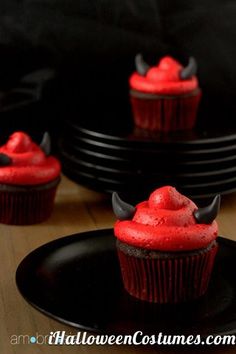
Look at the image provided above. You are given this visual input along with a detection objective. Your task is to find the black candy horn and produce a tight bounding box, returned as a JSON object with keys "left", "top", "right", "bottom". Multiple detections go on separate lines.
{"left": 112, "top": 192, "right": 136, "bottom": 220}
{"left": 194, "top": 195, "right": 221, "bottom": 224}
{"left": 135, "top": 53, "right": 150, "bottom": 76}
{"left": 180, "top": 57, "right": 197, "bottom": 80}
{"left": 0, "top": 153, "right": 11, "bottom": 166}
{"left": 40, "top": 132, "right": 51, "bottom": 156}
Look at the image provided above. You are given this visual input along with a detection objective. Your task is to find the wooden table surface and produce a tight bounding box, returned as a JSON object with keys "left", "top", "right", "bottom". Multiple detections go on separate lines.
{"left": 1, "top": 175, "right": 236, "bottom": 354}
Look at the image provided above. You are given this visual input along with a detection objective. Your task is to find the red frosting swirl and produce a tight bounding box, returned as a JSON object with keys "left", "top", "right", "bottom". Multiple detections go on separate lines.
{"left": 114, "top": 186, "right": 218, "bottom": 251}
{"left": 129, "top": 56, "right": 198, "bottom": 95}
{"left": 0, "top": 132, "right": 61, "bottom": 185}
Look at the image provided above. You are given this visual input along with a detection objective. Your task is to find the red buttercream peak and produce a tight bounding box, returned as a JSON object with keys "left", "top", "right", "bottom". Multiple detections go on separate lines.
{"left": 6, "top": 132, "right": 33, "bottom": 153}
{"left": 0, "top": 131, "right": 61, "bottom": 185}
{"left": 146, "top": 56, "right": 182, "bottom": 82}
{"left": 149, "top": 186, "right": 186, "bottom": 210}
{"left": 158, "top": 56, "right": 181, "bottom": 70}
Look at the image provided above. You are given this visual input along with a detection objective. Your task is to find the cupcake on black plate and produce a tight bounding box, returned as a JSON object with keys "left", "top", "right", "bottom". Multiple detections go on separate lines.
{"left": 113, "top": 186, "right": 220, "bottom": 303}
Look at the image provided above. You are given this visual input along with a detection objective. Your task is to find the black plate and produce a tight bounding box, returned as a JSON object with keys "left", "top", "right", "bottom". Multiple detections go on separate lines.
{"left": 65, "top": 119, "right": 236, "bottom": 150}
{"left": 60, "top": 148, "right": 236, "bottom": 185}
{"left": 64, "top": 134, "right": 236, "bottom": 161}
{"left": 60, "top": 140, "right": 236, "bottom": 173}
{"left": 61, "top": 162, "right": 236, "bottom": 201}
{"left": 16, "top": 229, "right": 236, "bottom": 336}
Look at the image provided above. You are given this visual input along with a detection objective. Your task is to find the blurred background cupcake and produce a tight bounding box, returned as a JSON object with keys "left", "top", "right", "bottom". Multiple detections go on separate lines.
{"left": 129, "top": 55, "right": 201, "bottom": 131}
{"left": 0, "top": 131, "right": 61, "bottom": 225}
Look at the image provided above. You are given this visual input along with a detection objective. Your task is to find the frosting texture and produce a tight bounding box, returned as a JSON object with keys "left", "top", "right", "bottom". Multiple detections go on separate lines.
{"left": 114, "top": 186, "right": 218, "bottom": 251}
{"left": 0, "top": 132, "right": 61, "bottom": 185}
{"left": 130, "top": 56, "right": 198, "bottom": 95}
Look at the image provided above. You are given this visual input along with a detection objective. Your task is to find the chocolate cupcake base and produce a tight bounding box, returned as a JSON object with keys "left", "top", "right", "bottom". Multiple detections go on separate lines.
{"left": 117, "top": 239, "right": 218, "bottom": 304}
{"left": 0, "top": 177, "right": 60, "bottom": 225}
{"left": 130, "top": 89, "right": 201, "bottom": 132}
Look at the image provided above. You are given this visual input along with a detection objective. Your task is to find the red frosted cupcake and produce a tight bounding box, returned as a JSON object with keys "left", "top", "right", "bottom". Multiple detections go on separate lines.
{"left": 112, "top": 187, "right": 220, "bottom": 303}
{"left": 0, "top": 131, "right": 61, "bottom": 225}
{"left": 129, "top": 55, "right": 201, "bottom": 132}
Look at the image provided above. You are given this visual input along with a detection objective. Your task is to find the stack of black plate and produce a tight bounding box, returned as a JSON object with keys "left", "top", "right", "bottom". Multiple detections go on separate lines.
{"left": 59, "top": 98, "right": 236, "bottom": 202}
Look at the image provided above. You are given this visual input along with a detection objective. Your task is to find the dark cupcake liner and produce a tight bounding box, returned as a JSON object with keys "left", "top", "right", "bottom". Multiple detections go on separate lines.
{"left": 0, "top": 177, "right": 60, "bottom": 225}
{"left": 117, "top": 240, "right": 218, "bottom": 304}
{"left": 130, "top": 89, "right": 201, "bottom": 132}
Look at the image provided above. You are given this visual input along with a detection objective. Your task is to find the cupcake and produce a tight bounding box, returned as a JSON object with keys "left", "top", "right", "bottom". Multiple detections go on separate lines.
{"left": 112, "top": 186, "right": 220, "bottom": 303}
{"left": 129, "top": 55, "right": 201, "bottom": 132}
{"left": 0, "top": 131, "right": 61, "bottom": 225}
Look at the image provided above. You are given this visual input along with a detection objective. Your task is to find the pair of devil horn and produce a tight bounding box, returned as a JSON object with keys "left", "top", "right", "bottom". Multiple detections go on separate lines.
{"left": 135, "top": 54, "right": 197, "bottom": 79}
{"left": 112, "top": 192, "right": 221, "bottom": 224}
{"left": 0, "top": 132, "right": 51, "bottom": 166}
